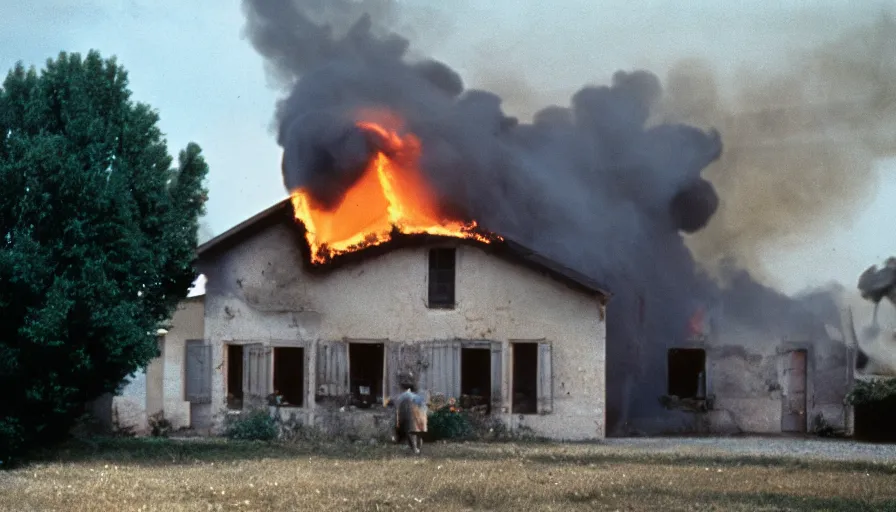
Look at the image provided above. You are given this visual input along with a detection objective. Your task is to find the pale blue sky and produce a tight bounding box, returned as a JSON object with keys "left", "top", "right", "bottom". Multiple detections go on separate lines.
{"left": 1, "top": 0, "right": 894, "bottom": 299}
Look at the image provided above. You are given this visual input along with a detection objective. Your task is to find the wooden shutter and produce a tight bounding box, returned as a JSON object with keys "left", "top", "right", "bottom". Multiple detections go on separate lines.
{"left": 316, "top": 340, "right": 348, "bottom": 397}
{"left": 185, "top": 340, "right": 212, "bottom": 404}
{"left": 305, "top": 344, "right": 315, "bottom": 408}
{"left": 427, "top": 341, "right": 461, "bottom": 399}
{"left": 537, "top": 342, "right": 553, "bottom": 414}
{"left": 412, "top": 344, "right": 431, "bottom": 398}
{"left": 386, "top": 342, "right": 403, "bottom": 399}
{"left": 243, "top": 344, "right": 271, "bottom": 406}
{"left": 491, "top": 342, "right": 503, "bottom": 412}
{"left": 386, "top": 343, "right": 431, "bottom": 400}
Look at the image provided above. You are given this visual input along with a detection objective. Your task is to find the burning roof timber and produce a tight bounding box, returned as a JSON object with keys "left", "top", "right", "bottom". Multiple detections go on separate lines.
{"left": 196, "top": 198, "right": 611, "bottom": 302}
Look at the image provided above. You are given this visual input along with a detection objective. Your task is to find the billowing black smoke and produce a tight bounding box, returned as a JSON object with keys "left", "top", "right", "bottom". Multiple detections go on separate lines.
{"left": 241, "top": 0, "right": 842, "bottom": 434}
{"left": 243, "top": 1, "right": 722, "bottom": 235}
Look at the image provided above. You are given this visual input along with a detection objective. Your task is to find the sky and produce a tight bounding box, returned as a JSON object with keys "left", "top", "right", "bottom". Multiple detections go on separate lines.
{"left": 1, "top": 0, "right": 894, "bottom": 301}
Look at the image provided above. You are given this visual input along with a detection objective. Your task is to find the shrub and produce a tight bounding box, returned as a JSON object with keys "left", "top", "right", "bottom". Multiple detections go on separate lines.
{"left": 427, "top": 399, "right": 473, "bottom": 441}
{"left": 425, "top": 395, "right": 545, "bottom": 443}
{"left": 845, "top": 378, "right": 896, "bottom": 405}
{"left": 223, "top": 409, "right": 278, "bottom": 442}
{"left": 148, "top": 412, "right": 173, "bottom": 438}
{"left": 810, "top": 414, "right": 838, "bottom": 438}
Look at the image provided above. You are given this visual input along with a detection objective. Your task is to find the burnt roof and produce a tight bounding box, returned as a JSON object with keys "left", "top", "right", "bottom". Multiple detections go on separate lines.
{"left": 197, "top": 198, "right": 611, "bottom": 302}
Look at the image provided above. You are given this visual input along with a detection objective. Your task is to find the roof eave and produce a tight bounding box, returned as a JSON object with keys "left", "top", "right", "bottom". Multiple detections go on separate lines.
{"left": 196, "top": 198, "right": 293, "bottom": 258}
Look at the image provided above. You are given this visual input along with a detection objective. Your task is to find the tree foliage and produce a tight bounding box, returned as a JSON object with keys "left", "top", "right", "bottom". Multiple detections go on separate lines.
{"left": 0, "top": 50, "right": 208, "bottom": 464}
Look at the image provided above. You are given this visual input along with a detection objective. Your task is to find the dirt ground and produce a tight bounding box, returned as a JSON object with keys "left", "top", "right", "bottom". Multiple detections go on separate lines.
{"left": 0, "top": 436, "right": 894, "bottom": 511}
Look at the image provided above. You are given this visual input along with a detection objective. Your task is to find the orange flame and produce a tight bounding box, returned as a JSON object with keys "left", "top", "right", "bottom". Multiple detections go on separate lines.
{"left": 688, "top": 306, "right": 706, "bottom": 337}
{"left": 290, "top": 120, "right": 498, "bottom": 264}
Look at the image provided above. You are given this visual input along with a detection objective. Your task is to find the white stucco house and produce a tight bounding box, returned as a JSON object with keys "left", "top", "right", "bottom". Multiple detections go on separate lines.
{"left": 188, "top": 199, "right": 610, "bottom": 440}
{"left": 91, "top": 276, "right": 206, "bottom": 434}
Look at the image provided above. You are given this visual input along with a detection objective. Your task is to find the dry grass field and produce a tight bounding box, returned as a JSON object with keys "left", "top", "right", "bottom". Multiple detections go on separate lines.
{"left": 1, "top": 437, "right": 895, "bottom": 511}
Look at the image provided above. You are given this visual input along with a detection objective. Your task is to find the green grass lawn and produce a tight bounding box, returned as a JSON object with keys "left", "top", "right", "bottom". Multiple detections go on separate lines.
{"left": 1, "top": 437, "right": 894, "bottom": 511}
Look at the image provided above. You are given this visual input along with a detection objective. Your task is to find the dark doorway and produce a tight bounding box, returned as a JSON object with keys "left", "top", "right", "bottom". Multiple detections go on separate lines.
{"left": 226, "top": 344, "right": 244, "bottom": 409}
{"left": 512, "top": 343, "right": 538, "bottom": 414}
{"left": 349, "top": 343, "right": 384, "bottom": 407}
{"left": 461, "top": 347, "right": 492, "bottom": 413}
{"left": 667, "top": 348, "right": 706, "bottom": 399}
{"left": 273, "top": 347, "right": 305, "bottom": 407}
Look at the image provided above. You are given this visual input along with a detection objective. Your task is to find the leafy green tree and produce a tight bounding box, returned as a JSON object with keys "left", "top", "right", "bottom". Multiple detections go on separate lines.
{"left": 0, "top": 50, "right": 208, "bottom": 464}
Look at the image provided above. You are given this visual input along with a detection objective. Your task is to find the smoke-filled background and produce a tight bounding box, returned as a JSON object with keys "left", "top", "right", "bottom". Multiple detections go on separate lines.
{"left": 239, "top": 0, "right": 896, "bottom": 432}
{"left": 6, "top": 1, "right": 890, "bottom": 295}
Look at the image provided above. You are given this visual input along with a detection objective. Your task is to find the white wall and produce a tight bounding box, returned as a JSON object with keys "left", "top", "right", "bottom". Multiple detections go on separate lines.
{"left": 161, "top": 298, "right": 205, "bottom": 430}
{"left": 199, "top": 220, "right": 607, "bottom": 440}
{"left": 701, "top": 325, "right": 851, "bottom": 434}
{"left": 113, "top": 370, "right": 148, "bottom": 434}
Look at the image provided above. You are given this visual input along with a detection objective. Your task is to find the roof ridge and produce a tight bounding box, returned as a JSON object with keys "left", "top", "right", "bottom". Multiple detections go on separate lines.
{"left": 196, "top": 198, "right": 611, "bottom": 301}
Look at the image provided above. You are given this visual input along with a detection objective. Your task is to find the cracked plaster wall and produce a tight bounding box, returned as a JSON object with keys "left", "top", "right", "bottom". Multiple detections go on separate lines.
{"left": 196, "top": 221, "right": 607, "bottom": 440}
{"left": 702, "top": 327, "right": 851, "bottom": 434}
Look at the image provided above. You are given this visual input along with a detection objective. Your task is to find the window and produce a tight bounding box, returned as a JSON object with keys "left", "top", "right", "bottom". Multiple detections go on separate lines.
{"left": 428, "top": 248, "right": 456, "bottom": 308}
{"left": 461, "top": 347, "right": 492, "bottom": 413}
{"left": 509, "top": 341, "right": 552, "bottom": 415}
{"left": 226, "top": 344, "right": 244, "bottom": 409}
{"left": 273, "top": 347, "right": 305, "bottom": 407}
{"left": 667, "top": 348, "right": 706, "bottom": 399}
{"left": 412, "top": 341, "right": 503, "bottom": 413}
{"left": 349, "top": 343, "right": 385, "bottom": 407}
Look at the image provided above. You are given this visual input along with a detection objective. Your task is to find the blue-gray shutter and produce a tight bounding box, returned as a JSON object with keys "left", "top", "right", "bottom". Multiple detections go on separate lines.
{"left": 242, "top": 344, "right": 271, "bottom": 406}
{"left": 537, "top": 342, "right": 553, "bottom": 414}
{"left": 316, "top": 341, "right": 348, "bottom": 398}
{"left": 387, "top": 342, "right": 403, "bottom": 399}
{"left": 427, "top": 341, "right": 461, "bottom": 399}
{"left": 387, "top": 343, "right": 431, "bottom": 399}
{"left": 185, "top": 340, "right": 212, "bottom": 404}
{"left": 491, "top": 342, "right": 503, "bottom": 412}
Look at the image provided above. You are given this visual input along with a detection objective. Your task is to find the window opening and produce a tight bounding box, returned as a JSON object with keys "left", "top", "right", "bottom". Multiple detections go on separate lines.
{"left": 667, "top": 348, "right": 706, "bottom": 399}
{"left": 428, "top": 248, "right": 456, "bottom": 308}
{"left": 511, "top": 342, "right": 538, "bottom": 414}
{"left": 226, "top": 344, "right": 243, "bottom": 409}
{"left": 273, "top": 347, "right": 305, "bottom": 407}
{"left": 461, "top": 347, "right": 492, "bottom": 414}
{"left": 349, "top": 343, "right": 384, "bottom": 408}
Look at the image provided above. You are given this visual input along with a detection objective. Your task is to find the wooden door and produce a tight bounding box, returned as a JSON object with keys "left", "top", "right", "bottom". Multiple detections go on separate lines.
{"left": 781, "top": 349, "right": 808, "bottom": 433}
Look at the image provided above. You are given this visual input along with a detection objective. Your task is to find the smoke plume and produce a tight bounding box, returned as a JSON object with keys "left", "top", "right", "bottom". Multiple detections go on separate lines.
{"left": 661, "top": 15, "right": 896, "bottom": 278}
{"left": 241, "top": 0, "right": 869, "bottom": 434}
{"left": 242, "top": 0, "right": 721, "bottom": 260}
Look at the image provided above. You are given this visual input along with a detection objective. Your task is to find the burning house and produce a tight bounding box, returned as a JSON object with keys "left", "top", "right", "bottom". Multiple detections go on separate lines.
{"left": 186, "top": 95, "right": 611, "bottom": 439}
{"left": 192, "top": 198, "right": 610, "bottom": 439}
{"left": 635, "top": 271, "right": 853, "bottom": 436}
{"left": 157, "top": 1, "right": 870, "bottom": 439}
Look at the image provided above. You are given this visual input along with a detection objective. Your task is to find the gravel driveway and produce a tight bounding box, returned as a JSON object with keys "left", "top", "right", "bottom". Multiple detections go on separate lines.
{"left": 601, "top": 436, "right": 896, "bottom": 463}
